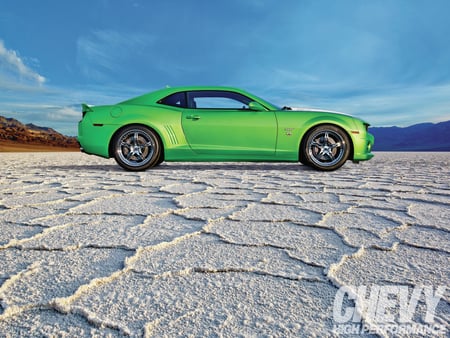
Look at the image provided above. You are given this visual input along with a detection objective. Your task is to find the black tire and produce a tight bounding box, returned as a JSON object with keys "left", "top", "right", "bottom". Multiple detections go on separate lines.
{"left": 299, "top": 150, "right": 309, "bottom": 166}
{"left": 112, "top": 125, "right": 161, "bottom": 171}
{"left": 301, "top": 125, "right": 351, "bottom": 171}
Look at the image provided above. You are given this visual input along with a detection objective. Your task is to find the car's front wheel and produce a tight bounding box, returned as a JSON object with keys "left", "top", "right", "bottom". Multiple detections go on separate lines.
{"left": 302, "top": 125, "right": 351, "bottom": 171}
{"left": 112, "top": 125, "right": 161, "bottom": 171}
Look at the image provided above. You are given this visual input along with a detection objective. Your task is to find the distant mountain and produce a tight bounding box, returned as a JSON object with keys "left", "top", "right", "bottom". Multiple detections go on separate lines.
{"left": 0, "top": 115, "right": 79, "bottom": 151}
{"left": 370, "top": 120, "right": 450, "bottom": 151}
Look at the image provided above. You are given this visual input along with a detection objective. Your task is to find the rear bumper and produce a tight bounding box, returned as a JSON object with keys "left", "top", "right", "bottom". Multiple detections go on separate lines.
{"left": 77, "top": 140, "right": 86, "bottom": 154}
{"left": 78, "top": 119, "right": 115, "bottom": 158}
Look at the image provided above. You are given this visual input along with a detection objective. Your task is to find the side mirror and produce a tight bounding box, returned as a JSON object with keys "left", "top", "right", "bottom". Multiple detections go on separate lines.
{"left": 248, "top": 101, "right": 266, "bottom": 111}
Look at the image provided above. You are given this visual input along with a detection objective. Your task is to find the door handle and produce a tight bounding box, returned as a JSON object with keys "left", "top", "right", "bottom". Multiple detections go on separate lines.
{"left": 186, "top": 115, "right": 200, "bottom": 120}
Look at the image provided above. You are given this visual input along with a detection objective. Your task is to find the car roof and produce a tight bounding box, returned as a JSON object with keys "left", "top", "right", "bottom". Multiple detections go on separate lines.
{"left": 120, "top": 86, "right": 278, "bottom": 110}
{"left": 120, "top": 86, "right": 235, "bottom": 105}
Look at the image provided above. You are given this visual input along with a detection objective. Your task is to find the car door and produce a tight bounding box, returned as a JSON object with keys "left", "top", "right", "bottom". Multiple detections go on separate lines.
{"left": 181, "top": 90, "right": 277, "bottom": 156}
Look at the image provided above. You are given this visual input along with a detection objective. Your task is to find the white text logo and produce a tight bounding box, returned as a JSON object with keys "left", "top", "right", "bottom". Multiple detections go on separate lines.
{"left": 332, "top": 285, "right": 447, "bottom": 335}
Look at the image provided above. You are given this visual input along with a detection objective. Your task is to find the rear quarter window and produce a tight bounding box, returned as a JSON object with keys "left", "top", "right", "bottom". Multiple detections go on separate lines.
{"left": 158, "top": 92, "right": 187, "bottom": 108}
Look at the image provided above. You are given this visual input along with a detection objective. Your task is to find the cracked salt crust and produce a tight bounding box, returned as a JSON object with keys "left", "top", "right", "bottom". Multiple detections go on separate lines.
{"left": 0, "top": 152, "right": 449, "bottom": 336}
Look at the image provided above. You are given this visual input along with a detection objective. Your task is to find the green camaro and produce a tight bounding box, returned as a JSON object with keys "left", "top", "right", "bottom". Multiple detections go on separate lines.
{"left": 78, "top": 86, "right": 374, "bottom": 171}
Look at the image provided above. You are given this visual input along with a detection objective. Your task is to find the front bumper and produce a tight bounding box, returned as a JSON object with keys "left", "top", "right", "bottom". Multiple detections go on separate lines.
{"left": 352, "top": 131, "right": 375, "bottom": 161}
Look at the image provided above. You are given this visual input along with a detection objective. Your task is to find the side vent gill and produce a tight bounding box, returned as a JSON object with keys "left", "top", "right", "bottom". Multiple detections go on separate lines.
{"left": 164, "top": 125, "right": 178, "bottom": 145}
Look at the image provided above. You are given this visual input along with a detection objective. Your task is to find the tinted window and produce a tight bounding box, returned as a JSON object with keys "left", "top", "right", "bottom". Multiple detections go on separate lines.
{"left": 158, "top": 92, "right": 187, "bottom": 108}
{"left": 187, "top": 91, "right": 253, "bottom": 109}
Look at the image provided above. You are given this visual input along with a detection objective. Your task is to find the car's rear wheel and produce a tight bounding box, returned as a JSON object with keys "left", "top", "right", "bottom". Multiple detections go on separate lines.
{"left": 112, "top": 125, "right": 161, "bottom": 171}
{"left": 302, "top": 125, "right": 350, "bottom": 171}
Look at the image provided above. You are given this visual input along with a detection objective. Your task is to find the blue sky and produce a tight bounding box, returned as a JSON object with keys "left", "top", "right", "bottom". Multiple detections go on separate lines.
{"left": 1, "top": 0, "right": 450, "bottom": 135}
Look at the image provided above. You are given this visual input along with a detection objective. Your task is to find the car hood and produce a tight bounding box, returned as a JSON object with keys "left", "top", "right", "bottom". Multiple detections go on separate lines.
{"left": 289, "top": 107, "right": 351, "bottom": 117}
{"left": 288, "top": 107, "right": 371, "bottom": 126}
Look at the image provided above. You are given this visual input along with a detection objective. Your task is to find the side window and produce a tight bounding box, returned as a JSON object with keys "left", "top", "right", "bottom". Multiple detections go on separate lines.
{"left": 187, "top": 91, "right": 252, "bottom": 109}
{"left": 158, "top": 92, "right": 187, "bottom": 108}
{"left": 195, "top": 97, "right": 245, "bottom": 109}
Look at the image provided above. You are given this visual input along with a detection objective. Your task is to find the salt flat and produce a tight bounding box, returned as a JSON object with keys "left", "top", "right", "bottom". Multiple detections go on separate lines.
{"left": 0, "top": 152, "right": 448, "bottom": 337}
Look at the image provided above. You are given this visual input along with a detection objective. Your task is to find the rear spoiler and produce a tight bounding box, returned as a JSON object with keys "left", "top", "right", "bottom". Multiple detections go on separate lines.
{"left": 81, "top": 103, "right": 93, "bottom": 117}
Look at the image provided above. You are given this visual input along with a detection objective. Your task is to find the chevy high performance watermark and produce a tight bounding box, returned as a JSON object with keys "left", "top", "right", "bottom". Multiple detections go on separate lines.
{"left": 332, "top": 285, "right": 447, "bottom": 335}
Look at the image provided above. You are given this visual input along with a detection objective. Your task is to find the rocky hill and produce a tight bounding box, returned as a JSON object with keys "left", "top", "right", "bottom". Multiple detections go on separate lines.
{"left": 370, "top": 120, "right": 450, "bottom": 151}
{"left": 0, "top": 115, "right": 79, "bottom": 151}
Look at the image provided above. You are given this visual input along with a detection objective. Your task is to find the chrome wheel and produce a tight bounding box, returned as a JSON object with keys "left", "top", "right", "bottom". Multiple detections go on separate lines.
{"left": 112, "top": 125, "right": 161, "bottom": 171}
{"left": 302, "top": 125, "right": 350, "bottom": 171}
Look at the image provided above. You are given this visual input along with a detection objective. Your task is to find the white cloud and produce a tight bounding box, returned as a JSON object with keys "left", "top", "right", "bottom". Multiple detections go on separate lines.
{"left": 45, "top": 106, "right": 80, "bottom": 122}
{"left": 76, "top": 30, "right": 154, "bottom": 81}
{"left": 0, "top": 40, "right": 46, "bottom": 85}
{"left": 277, "top": 83, "right": 450, "bottom": 127}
